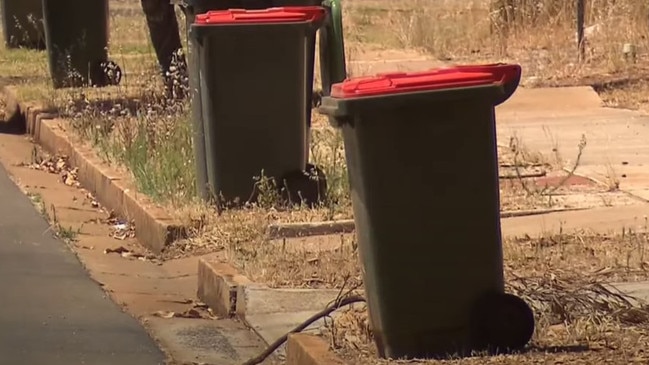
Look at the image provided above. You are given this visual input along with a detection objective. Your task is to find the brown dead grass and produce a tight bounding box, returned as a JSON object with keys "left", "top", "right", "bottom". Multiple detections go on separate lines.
{"left": 594, "top": 78, "right": 649, "bottom": 113}
{"left": 231, "top": 228, "right": 649, "bottom": 289}
{"left": 344, "top": 0, "right": 649, "bottom": 112}
{"left": 345, "top": 0, "right": 649, "bottom": 81}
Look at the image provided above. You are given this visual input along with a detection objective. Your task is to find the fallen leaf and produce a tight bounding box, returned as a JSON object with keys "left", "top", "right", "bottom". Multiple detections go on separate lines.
{"left": 193, "top": 302, "right": 209, "bottom": 309}
{"left": 151, "top": 308, "right": 214, "bottom": 320}
{"left": 153, "top": 310, "right": 176, "bottom": 319}
{"left": 104, "top": 246, "right": 130, "bottom": 254}
{"left": 179, "top": 309, "right": 202, "bottom": 319}
{"left": 303, "top": 277, "right": 324, "bottom": 284}
{"left": 55, "top": 159, "right": 66, "bottom": 171}
{"left": 170, "top": 299, "right": 194, "bottom": 305}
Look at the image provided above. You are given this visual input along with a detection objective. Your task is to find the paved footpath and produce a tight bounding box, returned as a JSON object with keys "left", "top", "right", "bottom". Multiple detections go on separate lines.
{"left": 496, "top": 86, "right": 649, "bottom": 237}
{"left": 0, "top": 164, "right": 165, "bottom": 365}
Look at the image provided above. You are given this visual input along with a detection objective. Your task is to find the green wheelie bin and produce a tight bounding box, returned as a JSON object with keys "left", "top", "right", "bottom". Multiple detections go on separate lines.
{"left": 183, "top": 0, "right": 346, "bottom": 204}
{"left": 41, "top": 0, "right": 121, "bottom": 88}
{"left": 189, "top": 6, "right": 345, "bottom": 208}
{"left": 1, "top": 0, "right": 45, "bottom": 49}
{"left": 318, "top": 64, "right": 535, "bottom": 359}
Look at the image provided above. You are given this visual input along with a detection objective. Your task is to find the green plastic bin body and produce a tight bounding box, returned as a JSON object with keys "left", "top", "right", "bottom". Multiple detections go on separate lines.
{"left": 318, "top": 65, "right": 533, "bottom": 359}
{"left": 1, "top": 0, "right": 45, "bottom": 49}
{"left": 42, "top": 0, "right": 110, "bottom": 88}
{"left": 183, "top": 0, "right": 328, "bottom": 202}
{"left": 190, "top": 8, "right": 324, "bottom": 205}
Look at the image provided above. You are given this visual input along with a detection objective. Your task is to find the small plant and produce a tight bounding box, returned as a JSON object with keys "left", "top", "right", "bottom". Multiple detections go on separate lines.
{"left": 310, "top": 126, "right": 351, "bottom": 220}
{"left": 57, "top": 225, "right": 80, "bottom": 242}
{"left": 604, "top": 161, "right": 621, "bottom": 191}
{"left": 252, "top": 171, "right": 281, "bottom": 210}
{"left": 47, "top": 204, "right": 81, "bottom": 243}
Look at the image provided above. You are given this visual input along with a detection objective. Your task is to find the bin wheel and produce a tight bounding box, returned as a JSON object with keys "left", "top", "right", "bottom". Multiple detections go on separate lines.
{"left": 469, "top": 291, "right": 535, "bottom": 353}
{"left": 311, "top": 89, "right": 324, "bottom": 108}
{"left": 101, "top": 60, "right": 122, "bottom": 86}
{"left": 279, "top": 164, "right": 327, "bottom": 208}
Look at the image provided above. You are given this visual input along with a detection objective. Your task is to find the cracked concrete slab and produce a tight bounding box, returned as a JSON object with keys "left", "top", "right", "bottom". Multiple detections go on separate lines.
{"left": 245, "top": 311, "right": 328, "bottom": 360}
{"left": 237, "top": 286, "right": 343, "bottom": 317}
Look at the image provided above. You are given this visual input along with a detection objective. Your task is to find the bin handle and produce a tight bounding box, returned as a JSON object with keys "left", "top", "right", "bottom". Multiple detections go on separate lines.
{"left": 319, "top": 0, "right": 347, "bottom": 96}
{"left": 437, "top": 63, "right": 521, "bottom": 106}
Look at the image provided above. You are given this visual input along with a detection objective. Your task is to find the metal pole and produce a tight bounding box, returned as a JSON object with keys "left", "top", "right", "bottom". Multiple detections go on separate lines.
{"left": 577, "top": 0, "right": 585, "bottom": 61}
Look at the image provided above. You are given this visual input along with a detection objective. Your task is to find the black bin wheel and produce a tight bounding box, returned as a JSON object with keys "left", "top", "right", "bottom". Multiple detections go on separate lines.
{"left": 279, "top": 163, "right": 327, "bottom": 208}
{"left": 101, "top": 60, "right": 122, "bottom": 86}
{"left": 470, "top": 291, "right": 535, "bottom": 353}
{"left": 88, "top": 60, "right": 122, "bottom": 87}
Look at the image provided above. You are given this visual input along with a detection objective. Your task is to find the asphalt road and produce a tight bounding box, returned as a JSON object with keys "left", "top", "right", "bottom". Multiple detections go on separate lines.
{"left": 0, "top": 164, "right": 165, "bottom": 365}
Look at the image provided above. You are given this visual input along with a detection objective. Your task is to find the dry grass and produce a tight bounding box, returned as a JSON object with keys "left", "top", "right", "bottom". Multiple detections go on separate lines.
{"left": 344, "top": 0, "right": 649, "bottom": 112}
{"left": 594, "top": 78, "right": 649, "bottom": 112}
{"left": 230, "top": 224, "right": 649, "bottom": 288}
{"left": 345, "top": 0, "right": 649, "bottom": 81}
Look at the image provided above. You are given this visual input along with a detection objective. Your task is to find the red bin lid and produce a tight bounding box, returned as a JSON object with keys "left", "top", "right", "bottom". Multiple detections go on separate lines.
{"left": 195, "top": 6, "right": 325, "bottom": 25}
{"left": 330, "top": 64, "right": 521, "bottom": 98}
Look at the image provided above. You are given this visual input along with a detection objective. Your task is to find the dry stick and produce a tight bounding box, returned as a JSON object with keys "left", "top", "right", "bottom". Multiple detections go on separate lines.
{"left": 241, "top": 295, "right": 367, "bottom": 365}
{"left": 323, "top": 275, "right": 359, "bottom": 350}
{"left": 499, "top": 162, "right": 547, "bottom": 168}
{"left": 499, "top": 170, "right": 547, "bottom": 180}
{"left": 512, "top": 145, "right": 535, "bottom": 196}
{"left": 543, "top": 135, "right": 587, "bottom": 196}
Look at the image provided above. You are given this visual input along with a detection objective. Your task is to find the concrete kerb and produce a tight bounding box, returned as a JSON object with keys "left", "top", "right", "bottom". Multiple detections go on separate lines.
{"left": 197, "top": 258, "right": 346, "bottom": 317}
{"left": 266, "top": 206, "right": 593, "bottom": 239}
{"left": 267, "top": 220, "right": 356, "bottom": 239}
{"left": 2, "top": 86, "right": 187, "bottom": 253}
{"left": 197, "top": 258, "right": 356, "bottom": 363}
{"left": 197, "top": 259, "right": 252, "bottom": 318}
{"left": 287, "top": 334, "right": 349, "bottom": 365}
